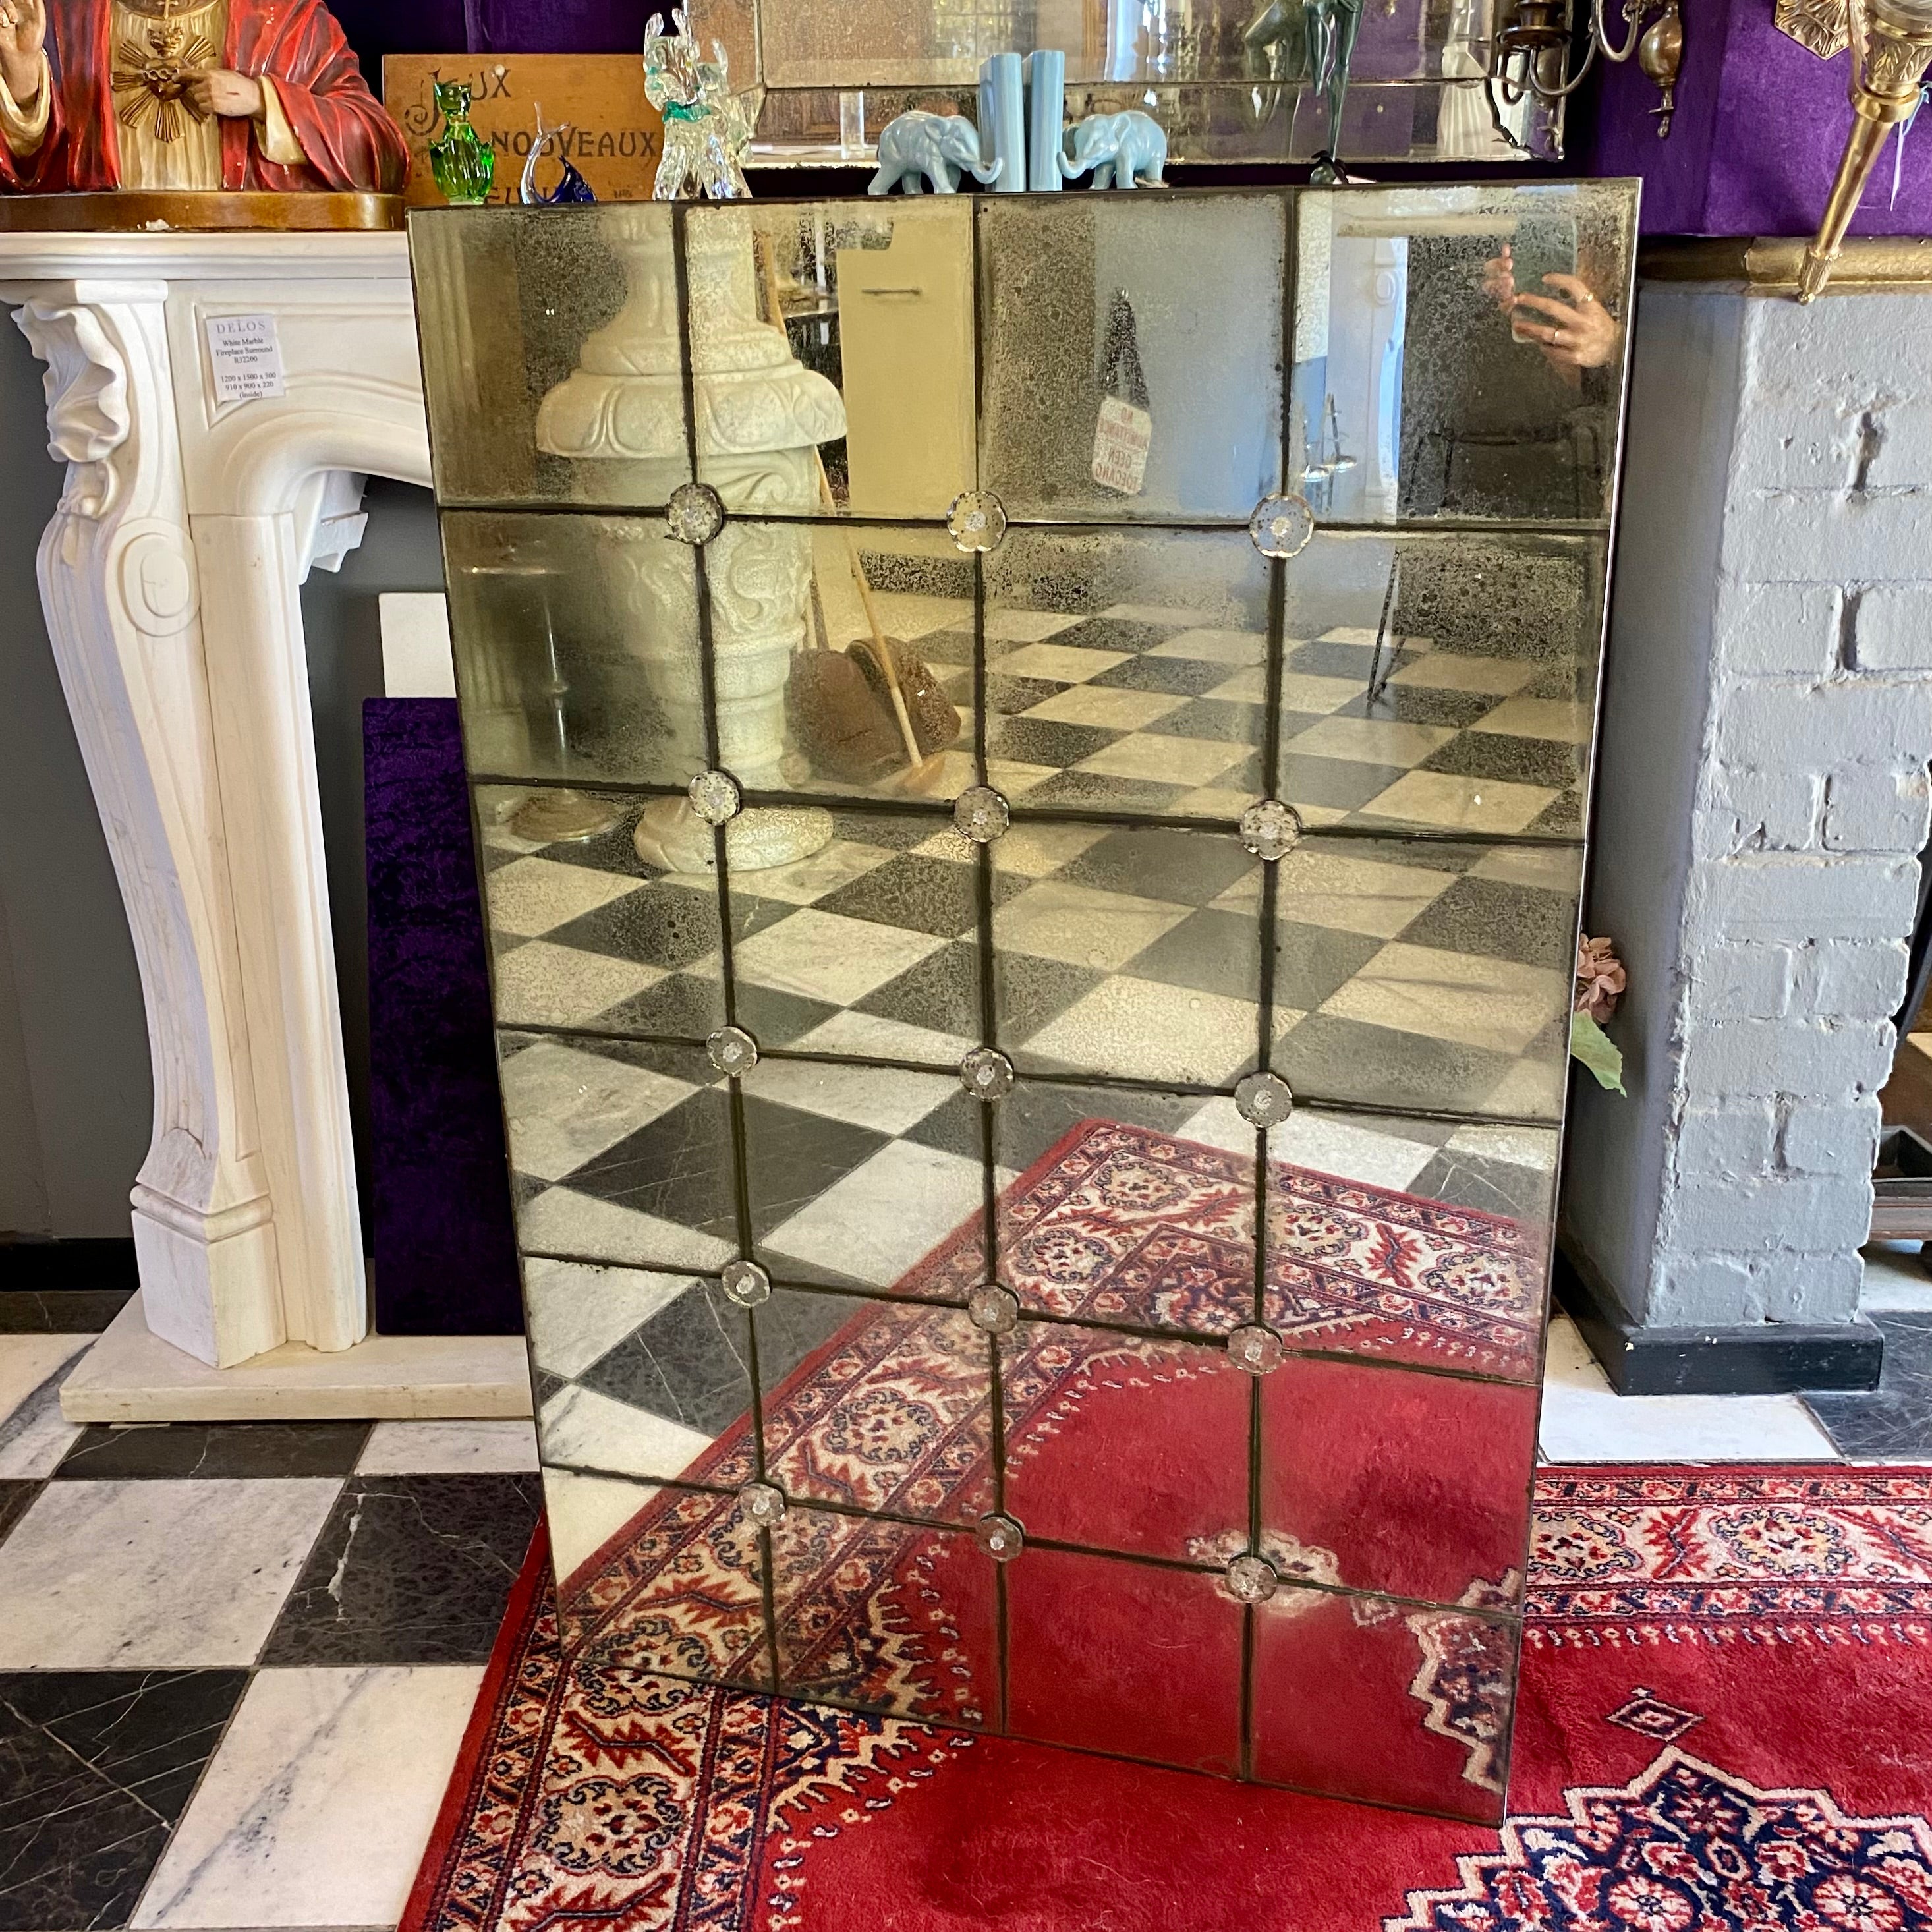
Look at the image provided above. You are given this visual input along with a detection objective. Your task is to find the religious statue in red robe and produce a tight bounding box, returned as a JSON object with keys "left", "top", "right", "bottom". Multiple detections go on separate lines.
{"left": 0, "top": 0, "right": 408, "bottom": 194}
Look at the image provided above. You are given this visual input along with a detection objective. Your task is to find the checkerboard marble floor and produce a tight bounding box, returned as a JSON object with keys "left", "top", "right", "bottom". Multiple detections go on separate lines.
{"left": 2, "top": 1241, "right": 1921, "bottom": 1932}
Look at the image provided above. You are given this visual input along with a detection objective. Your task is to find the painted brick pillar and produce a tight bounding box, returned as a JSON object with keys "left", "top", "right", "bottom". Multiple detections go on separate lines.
{"left": 1561, "top": 275, "right": 1932, "bottom": 1391}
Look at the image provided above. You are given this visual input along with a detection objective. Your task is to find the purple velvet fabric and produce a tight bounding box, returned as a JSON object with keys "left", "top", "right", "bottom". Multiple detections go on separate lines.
{"left": 1589, "top": 0, "right": 1931, "bottom": 237}
{"left": 333, "top": 0, "right": 662, "bottom": 74}
{"left": 364, "top": 698, "right": 523, "bottom": 1337}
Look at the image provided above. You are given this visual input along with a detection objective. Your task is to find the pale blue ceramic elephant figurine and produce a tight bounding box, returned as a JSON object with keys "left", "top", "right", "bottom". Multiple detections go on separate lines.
{"left": 1058, "top": 110, "right": 1168, "bottom": 188}
{"left": 868, "top": 111, "right": 1002, "bottom": 194}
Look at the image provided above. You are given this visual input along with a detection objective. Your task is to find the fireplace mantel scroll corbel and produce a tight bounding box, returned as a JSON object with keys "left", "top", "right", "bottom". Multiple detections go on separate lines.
{"left": 1, "top": 231, "right": 525, "bottom": 1419}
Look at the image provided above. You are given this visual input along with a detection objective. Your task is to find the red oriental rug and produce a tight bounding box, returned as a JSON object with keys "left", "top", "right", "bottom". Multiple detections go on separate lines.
{"left": 408, "top": 1465, "right": 1932, "bottom": 1932}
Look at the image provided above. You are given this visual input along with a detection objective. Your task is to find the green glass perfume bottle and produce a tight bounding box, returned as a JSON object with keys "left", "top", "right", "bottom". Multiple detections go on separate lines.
{"left": 429, "top": 81, "right": 495, "bottom": 206}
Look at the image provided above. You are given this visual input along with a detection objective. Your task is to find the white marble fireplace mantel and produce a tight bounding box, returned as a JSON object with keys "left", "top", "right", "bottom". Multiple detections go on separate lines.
{"left": 1, "top": 228, "right": 526, "bottom": 1421}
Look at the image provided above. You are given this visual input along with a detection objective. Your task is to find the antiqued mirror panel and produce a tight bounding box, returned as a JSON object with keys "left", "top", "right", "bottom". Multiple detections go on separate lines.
{"left": 414, "top": 185, "right": 1634, "bottom": 1821}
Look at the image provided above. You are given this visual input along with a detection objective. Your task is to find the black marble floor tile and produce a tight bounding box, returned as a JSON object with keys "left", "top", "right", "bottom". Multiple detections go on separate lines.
{"left": 1087, "top": 654, "right": 1234, "bottom": 697}
{"left": 1421, "top": 729, "right": 1581, "bottom": 791}
{"left": 1145, "top": 697, "right": 1266, "bottom": 745}
{"left": 1040, "top": 616, "right": 1177, "bottom": 656}
{"left": 988, "top": 716, "right": 1122, "bottom": 770}
{"left": 1527, "top": 791, "right": 1585, "bottom": 838}
{"left": 1805, "top": 1312, "right": 1932, "bottom": 1460}
{"left": 997, "top": 1083, "right": 1203, "bottom": 1171}
{"left": 0, "top": 1668, "right": 248, "bottom": 1932}
{"left": 0, "top": 1481, "right": 37, "bottom": 1547}
{"left": 1337, "top": 685, "right": 1498, "bottom": 729}
{"left": 741, "top": 1096, "right": 892, "bottom": 1243}
{"left": 902, "top": 1090, "right": 986, "bottom": 1160}
{"left": 1406, "top": 1147, "right": 1556, "bottom": 1223}
{"left": 1122, "top": 907, "right": 1264, "bottom": 1002}
{"left": 1270, "top": 1011, "right": 1517, "bottom": 1117}
{"left": 984, "top": 673, "right": 1069, "bottom": 714}
{"left": 994, "top": 952, "right": 1108, "bottom": 1044}
{"left": 0, "top": 1288, "right": 132, "bottom": 1333}
{"left": 530, "top": 818, "right": 654, "bottom": 877}
{"left": 53, "top": 1420, "right": 372, "bottom": 1481}
{"left": 1284, "top": 639, "right": 1419, "bottom": 682}
{"left": 1398, "top": 876, "right": 1578, "bottom": 972}
{"left": 260, "top": 1473, "right": 544, "bottom": 1667}
{"left": 826, "top": 811, "right": 944, "bottom": 851}
{"left": 544, "top": 885, "right": 728, "bottom": 971}
{"left": 1276, "top": 754, "right": 1411, "bottom": 812}
{"left": 1060, "top": 827, "right": 1257, "bottom": 907}
{"left": 575, "top": 1282, "right": 753, "bottom": 1438}
{"left": 814, "top": 853, "right": 982, "bottom": 938}
{"left": 857, "top": 940, "right": 982, "bottom": 1037}
{"left": 564, "top": 1088, "right": 739, "bottom": 1243}
{"left": 908, "top": 627, "right": 975, "bottom": 667}
{"left": 1014, "top": 770, "right": 1192, "bottom": 815}
{"left": 1272, "top": 920, "right": 1386, "bottom": 1013}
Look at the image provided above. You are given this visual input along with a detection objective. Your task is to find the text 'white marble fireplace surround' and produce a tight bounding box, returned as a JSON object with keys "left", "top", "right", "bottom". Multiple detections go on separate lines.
{"left": 2, "top": 230, "right": 525, "bottom": 1419}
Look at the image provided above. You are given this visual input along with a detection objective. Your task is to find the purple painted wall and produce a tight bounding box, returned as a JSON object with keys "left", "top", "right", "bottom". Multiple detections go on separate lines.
{"left": 1589, "top": 0, "right": 1931, "bottom": 236}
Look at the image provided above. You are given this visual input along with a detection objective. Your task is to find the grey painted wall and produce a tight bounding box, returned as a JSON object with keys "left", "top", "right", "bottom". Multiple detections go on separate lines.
{"left": 0, "top": 286, "right": 443, "bottom": 1241}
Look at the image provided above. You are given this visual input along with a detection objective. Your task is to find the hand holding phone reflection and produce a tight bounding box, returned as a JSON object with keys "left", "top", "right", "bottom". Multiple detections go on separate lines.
{"left": 1481, "top": 243, "right": 1620, "bottom": 372}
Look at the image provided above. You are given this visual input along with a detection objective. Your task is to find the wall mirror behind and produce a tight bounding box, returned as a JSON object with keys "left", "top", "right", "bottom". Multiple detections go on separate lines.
{"left": 409, "top": 180, "right": 1636, "bottom": 1822}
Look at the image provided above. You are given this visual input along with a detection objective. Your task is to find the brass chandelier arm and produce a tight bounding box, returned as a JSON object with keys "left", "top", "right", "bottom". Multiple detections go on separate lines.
{"left": 1593, "top": 0, "right": 1650, "bottom": 62}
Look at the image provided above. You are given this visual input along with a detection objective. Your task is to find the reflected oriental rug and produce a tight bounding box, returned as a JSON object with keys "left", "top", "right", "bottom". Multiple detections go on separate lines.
{"left": 404, "top": 1127, "right": 1932, "bottom": 1929}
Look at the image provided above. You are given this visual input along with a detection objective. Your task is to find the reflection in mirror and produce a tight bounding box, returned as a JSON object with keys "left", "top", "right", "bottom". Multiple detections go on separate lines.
{"left": 979, "top": 195, "right": 1285, "bottom": 523}
{"left": 411, "top": 203, "right": 689, "bottom": 509}
{"left": 1294, "top": 185, "right": 1635, "bottom": 524}
{"left": 689, "top": 200, "right": 975, "bottom": 521}
{"left": 444, "top": 516, "right": 704, "bottom": 792}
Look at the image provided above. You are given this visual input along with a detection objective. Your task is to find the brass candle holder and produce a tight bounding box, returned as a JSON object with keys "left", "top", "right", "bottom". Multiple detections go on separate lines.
{"left": 1796, "top": 0, "right": 1932, "bottom": 300}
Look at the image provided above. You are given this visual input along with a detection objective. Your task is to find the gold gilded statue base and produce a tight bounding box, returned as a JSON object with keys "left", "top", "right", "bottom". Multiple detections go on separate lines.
{"left": 0, "top": 190, "right": 402, "bottom": 233}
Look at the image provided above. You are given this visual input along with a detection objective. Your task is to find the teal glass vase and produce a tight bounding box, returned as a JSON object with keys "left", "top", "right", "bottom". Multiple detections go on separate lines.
{"left": 429, "top": 81, "right": 495, "bottom": 206}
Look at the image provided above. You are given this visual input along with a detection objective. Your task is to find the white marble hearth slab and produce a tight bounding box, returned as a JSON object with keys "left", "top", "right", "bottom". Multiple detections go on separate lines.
{"left": 0, "top": 1478, "right": 340, "bottom": 1668}
{"left": 59, "top": 1296, "right": 532, "bottom": 1424}
{"left": 131, "top": 1665, "right": 482, "bottom": 1929}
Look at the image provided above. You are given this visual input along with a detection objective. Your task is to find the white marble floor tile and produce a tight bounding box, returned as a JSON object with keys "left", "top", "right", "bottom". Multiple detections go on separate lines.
{"left": 492, "top": 940, "right": 666, "bottom": 1031}
{"left": 1859, "top": 1243, "right": 1932, "bottom": 1313}
{"left": 1146, "top": 627, "right": 1268, "bottom": 666}
{"left": 1320, "top": 625, "right": 1431, "bottom": 649}
{"left": 1388, "top": 652, "right": 1539, "bottom": 696}
{"left": 483, "top": 857, "right": 645, "bottom": 939}
{"left": 500, "top": 1040, "right": 697, "bottom": 1182}
{"left": 996, "top": 640, "right": 1130, "bottom": 683}
{"left": 1537, "top": 1315, "right": 1842, "bottom": 1464}
{"left": 762, "top": 1141, "right": 984, "bottom": 1288}
{"left": 1322, "top": 943, "right": 1569, "bottom": 1055}
{"left": 517, "top": 1187, "right": 735, "bottom": 1275}
{"left": 986, "top": 756, "right": 1060, "bottom": 798}
{"left": 1481, "top": 1056, "right": 1568, "bottom": 1120}
{"left": 1272, "top": 1112, "right": 1440, "bottom": 1191}
{"left": 1289, "top": 714, "right": 1460, "bottom": 768}
{"left": 1023, "top": 684, "right": 1186, "bottom": 731}
{"left": 1099, "top": 602, "right": 1224, "bottom": 628}
{"left": 730, "top": 907, "right": 945, "bottom": 1006}
{"left": 1175, "top": 785, "right": 1269, "bottom": 820}
{"left": 993, "top": 878, "right": 1191, "bottom": 971}
{"left": 1446, "top": 1122, "right": 1560, "bottom": 1172}
{"left": 0, "top": 1478, "right": 341, "bottom": 1668}
{"left": 1206, "top": 666, "right": 1268, "bottom": 704}
{"left": 524, "top": 1257, "right": 696, "bottom": 1378}
{"left": 1276, "top": 847, "right": 1459, "bottom": 940}
{"left": 0, "top": 1331, "right": 91, "bottom": 1477}
{"left": 1076, "top": 732, "right": 1247, "bottom": 789}
{"left": 983, "top": 607, "right": 1081, "bottom": 642}
{"left": 544, "top": 1467, "right": 661, "bottom": 1584}
{"left": 725, "top": 838, "right": 896, "bottom": 907}
{"left": 1022, "top": 977, "right": 1259, "bottom": 1087}
{"left": 1175, "top": 1096, "right": 1257, "bottom": 1156}
{"left": 1469, "top": 845, "right": 1587, "bottom": 894}
{"left": 867, "top": 592, "right": 973, "bottom": 639}
{"left": 1359, "top": 770, "right": 1558, "bottom": 836}
{"left": 955, "top": 820, "right": 1110, "bottom": 878}
{"left": 739, "top": 1055, "right": 955, "bottom": 1133}
{"left": 540, "top": 1382, "right": 716, "bottom": 1483}
{"left": 1276, "top": 671, "right": 1367, "bottom": 715}
{"left": 790, "top": 1008, "right": 976, "bottom": 1066}
{"left": 356, "top": 1418, "right": 540, "bottom": 1475}
{"left": 131, "top": 1665, "right": 484, "bottom": 1930}
{"left": 1470, "top": 695, "right": 1592, "bottom": 743}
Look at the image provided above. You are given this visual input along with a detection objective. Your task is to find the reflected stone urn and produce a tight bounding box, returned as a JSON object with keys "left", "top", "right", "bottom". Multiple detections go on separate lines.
{"left": 534, "top": 207, "right": 847, "bottom": 870}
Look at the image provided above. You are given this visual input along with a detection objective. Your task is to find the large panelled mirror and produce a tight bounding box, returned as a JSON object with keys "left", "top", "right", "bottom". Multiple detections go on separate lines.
{"left": 411, "top": 181, "right": 1634, "bottom": 1823}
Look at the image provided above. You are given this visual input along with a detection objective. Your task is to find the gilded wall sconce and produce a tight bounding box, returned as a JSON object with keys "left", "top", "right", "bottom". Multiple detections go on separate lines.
{"left": 1485, "top": 0, "right": 1684, "bottom": 137}
{"left": 1784, "top": 0, "right": 1932, "bottom": 299}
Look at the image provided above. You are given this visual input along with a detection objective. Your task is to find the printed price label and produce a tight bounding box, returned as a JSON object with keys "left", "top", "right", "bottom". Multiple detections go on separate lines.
{"left": 1091, "top": 395, "right": 1151, "bottom": 496}
{"left": 205, "top": 314, "right": 287, "bottom": 405}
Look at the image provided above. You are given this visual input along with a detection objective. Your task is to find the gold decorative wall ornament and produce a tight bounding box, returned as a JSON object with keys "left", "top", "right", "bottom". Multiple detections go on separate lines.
{"left": 1484, "top": 0, "right": 1684, "bottom": 139}
{"left": 1796, "top": 0, "right": 1932, "bottom": 300}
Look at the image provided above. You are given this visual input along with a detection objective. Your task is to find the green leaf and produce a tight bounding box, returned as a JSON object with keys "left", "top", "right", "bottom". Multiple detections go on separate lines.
{"left": 1570, "top": 1012, "right": 1626, "bottom": 1094}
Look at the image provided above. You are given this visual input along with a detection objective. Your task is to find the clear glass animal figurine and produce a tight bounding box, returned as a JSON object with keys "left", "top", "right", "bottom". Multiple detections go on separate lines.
{"left": 644, "top": 7, "right": 754, "bottom": 200}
